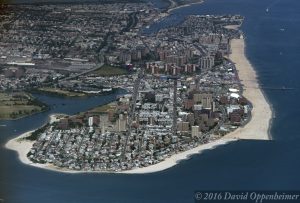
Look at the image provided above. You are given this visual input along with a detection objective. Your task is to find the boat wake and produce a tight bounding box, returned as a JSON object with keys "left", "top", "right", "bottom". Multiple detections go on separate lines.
{"left": 266, "top": 0, "right": 282, "bottom": 13}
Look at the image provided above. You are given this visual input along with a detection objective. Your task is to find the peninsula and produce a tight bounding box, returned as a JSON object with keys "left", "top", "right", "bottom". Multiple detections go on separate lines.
{"left": 5, "top": 36, "right": 272, "bottom": 174}
{"left": 3, "top": 2, "right": 272, "bottom": 174}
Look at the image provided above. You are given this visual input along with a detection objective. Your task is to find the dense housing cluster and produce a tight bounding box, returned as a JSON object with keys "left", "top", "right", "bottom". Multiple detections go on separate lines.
{"left": 0, "top": 2, "right": 249, "bottom": 171}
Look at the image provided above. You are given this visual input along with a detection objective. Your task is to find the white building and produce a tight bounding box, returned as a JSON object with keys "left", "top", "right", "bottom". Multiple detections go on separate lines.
{"left": 88, "top": 117, "right": 93, "bottom": 127}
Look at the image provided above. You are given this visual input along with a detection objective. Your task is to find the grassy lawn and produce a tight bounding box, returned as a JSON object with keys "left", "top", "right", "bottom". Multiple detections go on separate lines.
{"left": 0, "top": 92, "right": 44, "bottom": 120}
{"left": 38, "top": 87, "right": 86, "bottom": 97}
{"left": 93, "top": 65, "right": 128, "bottom": 76}
{"left": 0, "top": 93, "right": 12, "bottom": 100}
{"left": 0, "top": 105, "right": 42, "bottom": 119}
{"left": 84, "top": 102, "right": 117, "bottom": 114}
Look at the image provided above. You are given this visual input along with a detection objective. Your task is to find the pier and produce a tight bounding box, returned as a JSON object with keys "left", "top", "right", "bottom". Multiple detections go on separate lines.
{"left": 240, "top": 80, "right": 296, "bottom": 91}
{"left": 245, "top": 86, "right": 295, "bottom": 91}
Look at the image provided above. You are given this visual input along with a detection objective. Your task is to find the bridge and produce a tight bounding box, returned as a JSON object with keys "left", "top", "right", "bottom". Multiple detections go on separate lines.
{"left": 60, "top": 63, "right": 104, "bottom": 81}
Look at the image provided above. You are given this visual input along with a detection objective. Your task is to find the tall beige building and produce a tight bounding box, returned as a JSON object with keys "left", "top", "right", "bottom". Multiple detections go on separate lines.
{"left": 193, "top": 93, "right": 212, "bottom": 109}
{"left": 100, "top": 114, "right": 109, "bottom": 134}
{"left": 177, "top": 121, "right": 190, "bottom": 132}
{"left": 116, "top": 114, "right": 127, "bottom": 132}
{"left": 191, "top": 126, "right": 200, "bottom": 137}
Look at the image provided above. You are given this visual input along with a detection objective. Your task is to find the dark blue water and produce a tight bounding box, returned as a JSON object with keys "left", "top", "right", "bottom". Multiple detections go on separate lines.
{"left": 149, "top": 0, "right": 169, "bottom": 9}
{"left": 1, "top": 0, "right": 300, "bottom": 202}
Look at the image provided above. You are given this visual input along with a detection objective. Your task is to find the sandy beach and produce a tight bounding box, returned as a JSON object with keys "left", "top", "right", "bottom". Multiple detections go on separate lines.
{"left": 49, "top": 113, "right": 67, "bottom": 124}
{"left": 4, "top": 114, "right": 68, "bottom": 172}
{"left": 119, "top": 138, "right": 235, "bottom": 174}
{"left": 4, "top": 37, "right": 272, "bottom": 174}
{"left": 224, "top": 24, "right": 240, "bottom": 30}
{"left": 5, "top": 129, "right": 236, "bottom": 174}
{"left": 226, "top": 38, "right": 272, "bottom": 140}
{"left": 5, "top": 130, "right": 35, "bottom": 165}
{"left": 5, "top": 130, "right": 56, "bottom": 170}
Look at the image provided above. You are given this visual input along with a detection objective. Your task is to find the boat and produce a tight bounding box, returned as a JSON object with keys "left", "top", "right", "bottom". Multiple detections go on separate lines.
{"left": 0, "top": 124, "right": 6, "bottom": 127}
{"left": 266, "top": 8, "right": 269, "bottom": 12}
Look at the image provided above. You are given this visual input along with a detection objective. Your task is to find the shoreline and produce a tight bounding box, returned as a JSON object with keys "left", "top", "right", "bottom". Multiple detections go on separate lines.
{"left": 4, "top": 37, "right": 273, "bottom": 174}
{"left": 226, "top": 38, "right": 272, "bottom": 140}
{"left": 167, "top": 1, "right": 204, "bottom": 13}
{"left": 5, "top": 129, "right": 236, "bottom": 174}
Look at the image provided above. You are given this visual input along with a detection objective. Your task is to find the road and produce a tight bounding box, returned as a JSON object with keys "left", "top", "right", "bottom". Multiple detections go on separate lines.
{"left": 60, "top": 63, "right": 103, "bottom": 81}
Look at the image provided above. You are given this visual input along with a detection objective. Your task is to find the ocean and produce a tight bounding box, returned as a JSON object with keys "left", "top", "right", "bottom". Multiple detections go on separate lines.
{"left": 1, "top": 0, "right": 300, "bottom": 202}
